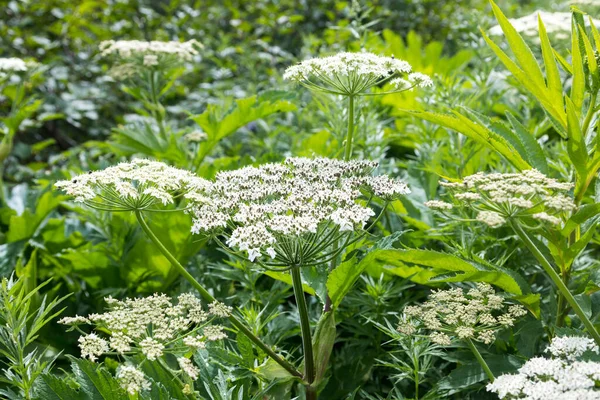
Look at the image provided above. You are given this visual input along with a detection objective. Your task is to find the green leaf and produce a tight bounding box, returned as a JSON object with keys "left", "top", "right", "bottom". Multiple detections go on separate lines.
{"left": 438, "top": 354, "right": 521, "bottom": 394}
{"left": 365, "top": 249, "right": 529, "bottom": 295}
{"left": 71, "top": 358, "right": 127, "bottom": 400}
{"left": 489, "top": 1, "right": 544, "bottom": 87}
{"left": 408, "top": 110, "right": 531, "bottom": 170}
{"left": 326, "top": 257, "right": 361, "bottom": 309}
{"left": 312, "top": 312, "right": 336, "bottom": 386}
{"left": 237, "top": 331, "right": 255, "bottom": 369}
{"left": 262, "top": 271, "right": 315, "bottom": 295}
{"left": 579, "top": 25, "right": 598, "bottom": 78}
{"left": 561, "top": 203, "right": 600, "bottom": 237}
{"left": 34, "top": 373, "right": 82, "bottom": 400}
{"left": 504, "top": 112, "right": 548, "bottom": 173}
{"left": 571, "top": 26, "right": 586, "bottom": 113}
{"left": 565, "top": 97, "right": 589, "bottom": 198}
{"left": 538, "top": 15, "right": 563, "bottom": 110}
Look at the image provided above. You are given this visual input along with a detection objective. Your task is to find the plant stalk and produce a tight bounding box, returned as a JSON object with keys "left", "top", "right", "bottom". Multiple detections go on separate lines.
{"left": 344, "top": 95, "right": 355, "bottom": 161}
{"left": 465, "top": 338, "right": 494, "bottom": 382}
{"left": 290, "top": 265, "right": 316, "bottom": 398}
{"left": 511, "top": 221, "right": 600, "bottom": 346}
{"left": 134, "top": 210, "right": 303, "bottom": 379}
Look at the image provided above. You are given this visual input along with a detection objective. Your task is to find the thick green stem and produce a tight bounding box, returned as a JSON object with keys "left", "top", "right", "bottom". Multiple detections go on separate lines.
{"left": 465, "top": 338, "right": 494, "bottom": 382}
{"left": 134, "top": 210, "right": 302, "bottom": 379}
{"left": 343, "top": 95, "right": 355, "bottom": 161}
{"left": 512, "top": 222, "right": 600, "bottom": 346}
{"left": 290, "top": 265, "right": 315, "bottom": 389}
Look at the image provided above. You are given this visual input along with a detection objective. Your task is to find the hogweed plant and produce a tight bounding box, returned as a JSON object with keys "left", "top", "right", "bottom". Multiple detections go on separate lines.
{"left": 100, "top": 39, "right": 202, "bottom": 159}
{"left": 487, "top": 336, "right": 600, "bottom": 399}
{"left": 284, "top": 52, "right": 432, "bottom": 160}
{"left": 54, "top": 159, "right": 303, "bottom": 382}
{"left": 58, "top": 293, "right": 231, "bottom": 395}
{"left": 188, "top": 156, "right": 409, "bottom": 398}
{"left": 425, "top": 169, "right": 600, "bottom": 346}
{"left": 397, "top": 283, "right": 527, "bottom": 382}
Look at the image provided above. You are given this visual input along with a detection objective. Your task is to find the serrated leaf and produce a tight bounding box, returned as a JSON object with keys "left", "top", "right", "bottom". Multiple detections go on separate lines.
{"left": 504, "top": 112, "right": 548, "bottom": 173}
{"left": 326, "top": 257, "right": 360, "bottom": 309}
{"left": 364, "top": 249, "right": 530, "bottom": 295}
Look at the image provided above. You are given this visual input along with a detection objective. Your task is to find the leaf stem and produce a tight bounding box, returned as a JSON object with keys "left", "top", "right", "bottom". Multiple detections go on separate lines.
{"left": 465, "top": 338, "right": 494, "bottom": 382}
{"left": 290, "top": 265, "right": 316, "bottom": 392}
{"left": 134, "top": 210, "right": 303, "bottom": 378}
{"left": 511, "top": 221, "right": 600, "bottom": 345}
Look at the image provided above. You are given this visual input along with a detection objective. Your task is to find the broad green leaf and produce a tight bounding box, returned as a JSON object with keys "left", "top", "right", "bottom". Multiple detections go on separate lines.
{"left": 71, "top": 358, "right": 127, "bottom": 399}
{"left": 438, "top": 354, "right": 521, "bottom": 394}
{"left": 34, "top": 373, "right": 82, "bottom": 400}
{"left": 237, "top": 331, "right": 255, "bottom": 369}
{"left": 312, "top": 312, "right": 336, "bottom": 386}
{"left": 364, "top": 249, "right": 529, "bottom": 295}
{"left": 326, "top": 257, "right": 361, "bottom": 308}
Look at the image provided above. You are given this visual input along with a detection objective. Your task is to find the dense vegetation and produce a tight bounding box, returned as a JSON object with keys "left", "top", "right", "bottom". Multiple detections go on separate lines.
{"left": 2, "top": 0, "right": 600, "bottom": 399}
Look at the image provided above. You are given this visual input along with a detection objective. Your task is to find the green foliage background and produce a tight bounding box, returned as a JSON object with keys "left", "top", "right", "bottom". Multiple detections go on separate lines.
{"left": 2, "top": 0, "right": 600, "bottom": 399}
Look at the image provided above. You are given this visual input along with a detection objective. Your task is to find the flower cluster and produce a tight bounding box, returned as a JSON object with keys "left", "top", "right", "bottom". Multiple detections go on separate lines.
{"left": 545, "top": 336, "right": 599, "bottom": 361}
{"left": 59, "top": 293, "right": 231, "bottom": 372}
{"left": 283, "top": 52, "right": 432, "bottom": 96}
{"left": 116, "top": 365, "right": 151, "bottom": 395}
{"left": 55, "top": 158, "right": 209, "bottom": 211}
{"left": 99, "top": 40, "right": 201, "bottom": 62}
{"left": 427, "top": 169, "right": 575, "bottom": 228}
{"left": 0, "top": 58, "right": 29, "bottom": 74}
{"left": 487, "top": 336, "right": 600, "bottom": 399}
{"left": 188, "top": 157, "right": 410, "bottom": 264}
{"left": 397, "top": 283, "right": 527, "bottom": 345}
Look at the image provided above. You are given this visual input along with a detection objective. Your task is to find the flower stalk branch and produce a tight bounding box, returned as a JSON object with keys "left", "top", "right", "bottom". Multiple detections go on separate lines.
{"left": 134, "top": 210, "right": 303, "bottom": 379}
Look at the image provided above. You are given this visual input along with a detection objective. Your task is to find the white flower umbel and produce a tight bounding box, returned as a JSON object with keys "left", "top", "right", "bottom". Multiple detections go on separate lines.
{"left": 434, "top": 169, "right": 575, "bottom": 229}
{"left": 0, "top": 58, "right": 29, "bottom": 73}
{"left": 55, "top": 158, "right": 209, "bottom": 212}
{"left": 177, "top": 357, "right": 200, "bottom": 380}
{"left": 397, "top": 283, "right": 527, "bottom": 346}
{"left": 487, "top": 336, "right": 600, "bottom": 399}
{"left": 546, "top": 336, "right": 599, "bottom": 361}
{"left": 116, "top": 365, "right": 151, "bottom": 395}
{"left": 284, "top": 52, "right": 432, "bottom": 96}
{"left": 60, "top": 293, "right": 230, "bottom": 363}
{"left": 99, "top": 40, "right": 201, "bottom": 62}
{"left": 188, "top": 157, "right": 410, "bottom": 266}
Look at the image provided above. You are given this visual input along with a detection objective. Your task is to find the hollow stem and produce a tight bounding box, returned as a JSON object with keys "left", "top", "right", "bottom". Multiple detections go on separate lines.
{"left": 134, "top": 210, "right": 302, "bottom": 378}
{"left": 290, "top": 265, "right": 316, "bottom": 394}
{"left": 511, "top": 221, "right": 600, "bottom": 346}
{"left": 465, "top": 338, "right": 494, "bottom": 382}
{"left": 344, "top": 95, "right": 355, "bottom": 161}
